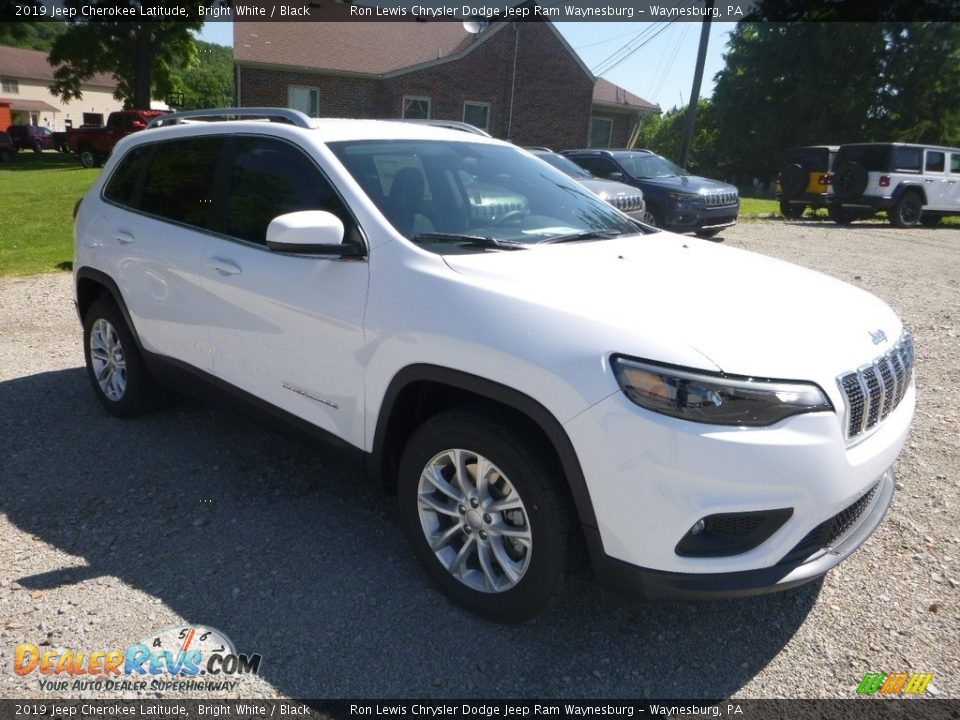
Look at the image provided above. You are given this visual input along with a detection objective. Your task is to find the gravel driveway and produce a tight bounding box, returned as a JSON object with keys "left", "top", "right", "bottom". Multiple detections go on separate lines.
{"left": 1, "top": 219, "right": 958, "bottom": 700}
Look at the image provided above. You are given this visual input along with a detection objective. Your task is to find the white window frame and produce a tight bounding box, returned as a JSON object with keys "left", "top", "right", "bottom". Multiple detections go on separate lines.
{"left": 402, "top": 95, "right": 431, "bottom": 120}
{"left": 288, "top": 85, "right": 320, "bottom": 118}
{"left": 462, "top": 101, "right": 491, "bottom": 131}
{"left": 589, "top": 116, "right": 614, "bottom": 148}
{"left": 1, "top": 77, "right": 19, "bottom": 94}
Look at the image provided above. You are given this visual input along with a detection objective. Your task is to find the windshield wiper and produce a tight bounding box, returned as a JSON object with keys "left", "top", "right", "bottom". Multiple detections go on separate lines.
{"left": 412, "top": 233, "right": 526, "bottom": 250}
{"left": 537, "top": 229, "right": 624, "bottom": 245}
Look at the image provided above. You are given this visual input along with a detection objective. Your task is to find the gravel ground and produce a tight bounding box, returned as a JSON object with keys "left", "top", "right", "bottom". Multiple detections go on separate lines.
{"left": 1, "top": 219, "right": 958, "bottom": 700}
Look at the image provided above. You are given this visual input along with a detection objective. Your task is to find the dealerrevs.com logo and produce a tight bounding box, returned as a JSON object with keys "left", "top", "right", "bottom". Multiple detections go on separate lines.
{"left": 856, "top": 672, "right": 934, "bottom": 695}
{"left": 13, "top": 625, "right": 262, "bottom": 693}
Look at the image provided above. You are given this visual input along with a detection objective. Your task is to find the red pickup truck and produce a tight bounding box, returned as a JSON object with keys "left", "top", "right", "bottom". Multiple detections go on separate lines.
{"left": 67, "top": 110, "right": 166, "bottom": 168}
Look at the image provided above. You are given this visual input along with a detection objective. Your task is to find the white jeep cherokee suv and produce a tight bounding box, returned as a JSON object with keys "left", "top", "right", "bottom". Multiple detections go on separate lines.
{"left": 74, "top": 109, "right": 915, "bottom": 620}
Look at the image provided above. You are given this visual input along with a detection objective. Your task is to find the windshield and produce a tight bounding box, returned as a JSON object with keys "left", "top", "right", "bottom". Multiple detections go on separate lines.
{"left": 534, "top": 152, "right": 594, "bottom": 179}
{"left": 328, "top": 140, "right": 639, "bottom": 251}
{"left": 615, "top": 152, "right": 686, "bottom": 179}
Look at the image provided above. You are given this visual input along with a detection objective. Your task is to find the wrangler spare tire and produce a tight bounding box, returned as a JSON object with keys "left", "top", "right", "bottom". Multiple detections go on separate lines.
{"left": 780, "top": 163, "right": 807, "bottom": 198}
{"left": 832, "top": 161, "right": 868, "bottom": 200}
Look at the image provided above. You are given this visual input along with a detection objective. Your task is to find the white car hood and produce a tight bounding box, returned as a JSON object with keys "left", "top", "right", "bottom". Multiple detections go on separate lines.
{"left": 442, "top": 232, "right": 903, "bottom": 382}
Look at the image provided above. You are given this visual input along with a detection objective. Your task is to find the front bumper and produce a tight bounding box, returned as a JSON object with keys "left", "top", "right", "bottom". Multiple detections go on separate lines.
{"left": 565, "top": 382, "right": 913, "bottom": 596}
{"left": 662, "top": 202, "right": 739, "bottom": 232}
{"left": 585, "top": 469, "right": 894, "bottom": 599}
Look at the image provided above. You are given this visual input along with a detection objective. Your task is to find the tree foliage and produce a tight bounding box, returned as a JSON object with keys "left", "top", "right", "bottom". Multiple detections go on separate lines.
{"left": 172, "top": 40, "right": 234, "bottom": 110}
{"left": 0, "top": 20, "right": 66, "bottom": 51}
{"left": 48, "top": 4, "right": 204, "bottom": 109}
{"left": 635, "top": 100, "right": 722, "bottom": 176}
{"left": 708, "top": 22, "right": 960, "bottom": 183}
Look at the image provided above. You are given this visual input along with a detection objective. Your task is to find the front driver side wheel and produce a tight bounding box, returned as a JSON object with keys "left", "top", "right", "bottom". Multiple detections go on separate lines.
{"left": 398, "top": 408, "right": 573, "bottom": 621}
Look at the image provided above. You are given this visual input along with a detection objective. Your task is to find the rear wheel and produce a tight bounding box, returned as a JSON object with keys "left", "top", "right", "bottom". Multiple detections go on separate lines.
{"left": 779, "top": 200, "right": 806, "bottom": 219}
{"left": 0, "top": 148, "right": 11, "bottom": 162}
{"left": 889, "top": 191, "right": 923, "bottom": 228}
{"left": 398, "top": 408, "right": 573, "bottom": 621}
{"left": 32, "top": 141, "right": 43, "bottom": 154}
{"left": 83, "top": 297, "right": 159, "bottom": 417}
{"left": 79, "top": 144, "right": 99, "bottom": 169}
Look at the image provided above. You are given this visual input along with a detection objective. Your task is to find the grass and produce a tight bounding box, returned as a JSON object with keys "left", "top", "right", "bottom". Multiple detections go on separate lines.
{"left": 0, "top": 151, "right": 99, "bottom": 277}
{"left": 737, "top": 189, "right": 960, "bottom": 225}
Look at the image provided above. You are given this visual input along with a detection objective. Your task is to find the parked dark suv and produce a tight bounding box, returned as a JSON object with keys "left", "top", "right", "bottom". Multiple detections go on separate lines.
{"left": 775, "top": 145, "right": 837, "bottom": 219}
{"left": 6, "top": 124, "right": 55, "bottom": 153}
{"left": 563, "top": 149, "right": 738, "bottom": 237}
{"left": 828, "top": 142, "right": 960, "bottom": 227}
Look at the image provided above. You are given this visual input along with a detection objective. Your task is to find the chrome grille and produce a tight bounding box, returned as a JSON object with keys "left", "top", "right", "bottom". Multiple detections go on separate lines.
{"left": 607, "top": 194, "right": 643, "bottom": 212}
{"left": 837, "top": 333, "right": 914, "bottom": 441}
{"left": 703, "top": 190, "right": 738, "bottom": 208}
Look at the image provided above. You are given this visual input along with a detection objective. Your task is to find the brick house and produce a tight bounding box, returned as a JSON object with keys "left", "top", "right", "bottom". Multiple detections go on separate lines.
{"left": 0, "top": 44, "right": 123, "bottom": 131}
{"left": 234, "top": 21, "right": 659, "bottom": 150}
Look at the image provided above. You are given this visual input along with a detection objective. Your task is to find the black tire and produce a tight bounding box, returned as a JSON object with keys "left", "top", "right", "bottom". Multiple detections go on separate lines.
{"left": 32, "top": 141, "right": 43, "bottom": 154}
{"left": 828, "top": 206, "right": 857, "bottom": 225}
{"left": 695, "top": 228, "right": 722, "bottom": 239}
{"left": 642, "top": 205, "right": 660, "bottom": 228}
{"left": 0, "top": 148, "right": 11, "bottom": 162}
{"left": 919, "top": 212, "right": 942, "bottom": 228}
{"left": 82, "top": 297, "right": 158, "bottom": 418}
{"left": 889, "top": 191, "right": 923, "bottom": 228}
{"left": 79, "top": 144, "right": 99, "bottom": 169}
{"left": 779, "top": 200, "right": 806, "bottom": 219}
{"left": 398, "top": 408, "right": 574, "bottom": 621}
{"left": 779, "top": 163, "right": 807, "bottom": 198}
{"left": 832, "top": 161, "right": 869, "bottom": 201}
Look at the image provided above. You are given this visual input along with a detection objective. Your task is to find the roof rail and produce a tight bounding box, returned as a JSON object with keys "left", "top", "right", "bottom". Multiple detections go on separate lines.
{"left": 147, "top": 107, "right": 313, "bottom": 129}
{"left": 398, "top": 119, "right": 492, "bottom": 138}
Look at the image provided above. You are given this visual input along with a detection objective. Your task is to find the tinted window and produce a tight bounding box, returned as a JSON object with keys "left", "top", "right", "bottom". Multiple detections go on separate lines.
{"left": 891, "top": 147, "right": 922, "bottom": 172}
{"left": 951, "top": 154, "right": 960, "bottom": 174}
{"left": 614, "top": 152, "right": 685, "bottom": 179}
{"left": 838, "top": 145, "right": 891, "bottom": 172}
{"left": 535, "top": 152, "right": 593, "bottom": 179}
{"left": 103, "top": 145, "right": 153, "bottom": 208}
{"left": 925, "top": 151, "right": 945, "bottom": 173}
{"left": 140, "top": 137, "right": 223, "bottom": 228}
{"left": 225, "top": 137, "right": 346, "bottom": 245}
{"left": 571, "top": 156, "right": 618, "bottom": 177}
{"left": 785, "top": 147, "right": 831, "bottom": 171}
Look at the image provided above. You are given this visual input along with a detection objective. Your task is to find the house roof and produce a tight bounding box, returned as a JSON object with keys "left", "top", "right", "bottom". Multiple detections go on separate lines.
{"left": 592, "top": 78, "right": 659, "bottom": 113}
{"left": 234, "top": 22, "right": 478, "bottom": 76}
{"left": 0, "top": 44, "right": 115, "bottom": 87}
{"left": 0, "top": 97, "right": 60, "bottom": 112}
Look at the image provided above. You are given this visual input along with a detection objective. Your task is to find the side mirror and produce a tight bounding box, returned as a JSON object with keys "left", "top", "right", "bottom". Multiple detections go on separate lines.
{"left": 266, "top": 210, "right": 362, "bottom": 256}
{"left": 607, "top": 171, "right": 625, "bottom": 181}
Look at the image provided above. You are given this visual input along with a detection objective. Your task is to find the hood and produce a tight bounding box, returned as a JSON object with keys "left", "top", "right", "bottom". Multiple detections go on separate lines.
{"left": 639, "top": 174, "right": 737, "bottom": 195}
{"left": 441, "top": 233, "right": 902, "bottom": 385}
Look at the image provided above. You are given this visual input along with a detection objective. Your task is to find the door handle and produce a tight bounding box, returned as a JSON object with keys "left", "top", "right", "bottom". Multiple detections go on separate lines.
{"left": 207, "top": 258, "right": 242, "bottom": 276}
{"left": 923, "top": 178, "right": 934, "bottom": 183}
{"left": 112, "top": 230, "right": 135, "bottom": 244}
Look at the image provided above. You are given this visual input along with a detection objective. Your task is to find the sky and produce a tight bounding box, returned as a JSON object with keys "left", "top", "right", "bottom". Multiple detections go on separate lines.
{"left": 197, "top": 20, "right": 735, "bottom": 112}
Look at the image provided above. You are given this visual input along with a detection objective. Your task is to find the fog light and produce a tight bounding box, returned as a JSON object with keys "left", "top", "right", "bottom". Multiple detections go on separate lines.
{"left": 690, "top": 519, "right": 706, "bottom": 535}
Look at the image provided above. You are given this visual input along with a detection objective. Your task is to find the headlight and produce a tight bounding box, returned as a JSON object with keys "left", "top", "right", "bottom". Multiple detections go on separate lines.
{"left": 611, "top": 356, "right": 833, "bottom": 426}
{"left": 667, "top": 192, "right": 698, "bottom": 207}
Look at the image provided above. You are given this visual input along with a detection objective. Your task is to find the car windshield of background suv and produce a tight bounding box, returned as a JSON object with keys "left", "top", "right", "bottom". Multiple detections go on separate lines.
{"left": 329, "top": 139, "right": 639, "bottom": 250}
{"left": 617, "top": 153, "right": 688, "bottom": 179}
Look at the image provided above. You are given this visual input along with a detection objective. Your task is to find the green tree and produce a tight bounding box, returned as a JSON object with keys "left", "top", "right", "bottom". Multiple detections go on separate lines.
{"left": 635, "top": 99, "right": 723, "bottom": 178}
{"left": 172, "top": 41, "right": 234, "bottom": 110}
{"left": 48, "top": 4, "right": 204, "bottom": 109}
{"left": 710, "top": 22, "right": 960, "bottom": 183}
{"left": 0, "top": 20, "right": 66, "bottom": 51}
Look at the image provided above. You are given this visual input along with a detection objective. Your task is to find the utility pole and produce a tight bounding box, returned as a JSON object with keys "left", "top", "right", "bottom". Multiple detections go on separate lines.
{"left": 679, "top": 0, "right": 715, "bottom": 169}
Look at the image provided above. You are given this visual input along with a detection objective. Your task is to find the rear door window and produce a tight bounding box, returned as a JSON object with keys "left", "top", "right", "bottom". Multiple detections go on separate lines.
{"left": 103, "top": 145, "right": 154, "bottom": 209}
{"left": 139, "top": 137, "right": 224, "bottom": 229}
{"left": 925, "top": 151, "right": 945, "bottom": 173}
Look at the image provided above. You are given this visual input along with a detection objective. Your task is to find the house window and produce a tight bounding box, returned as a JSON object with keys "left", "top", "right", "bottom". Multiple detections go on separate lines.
{"left": 589, "top": 117, "right": 614, "bottom": 148}
{"left": 402, "top": 96, "right": 431, "bottom": 120}
{"left": 288, "top": 86, "right": 319, "bottom": 117}
{"left": 463, "top": 101, "right": 490, "bottom": 131}
{"left": 1, "top": 78, "right": 18, "bottom": 93}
